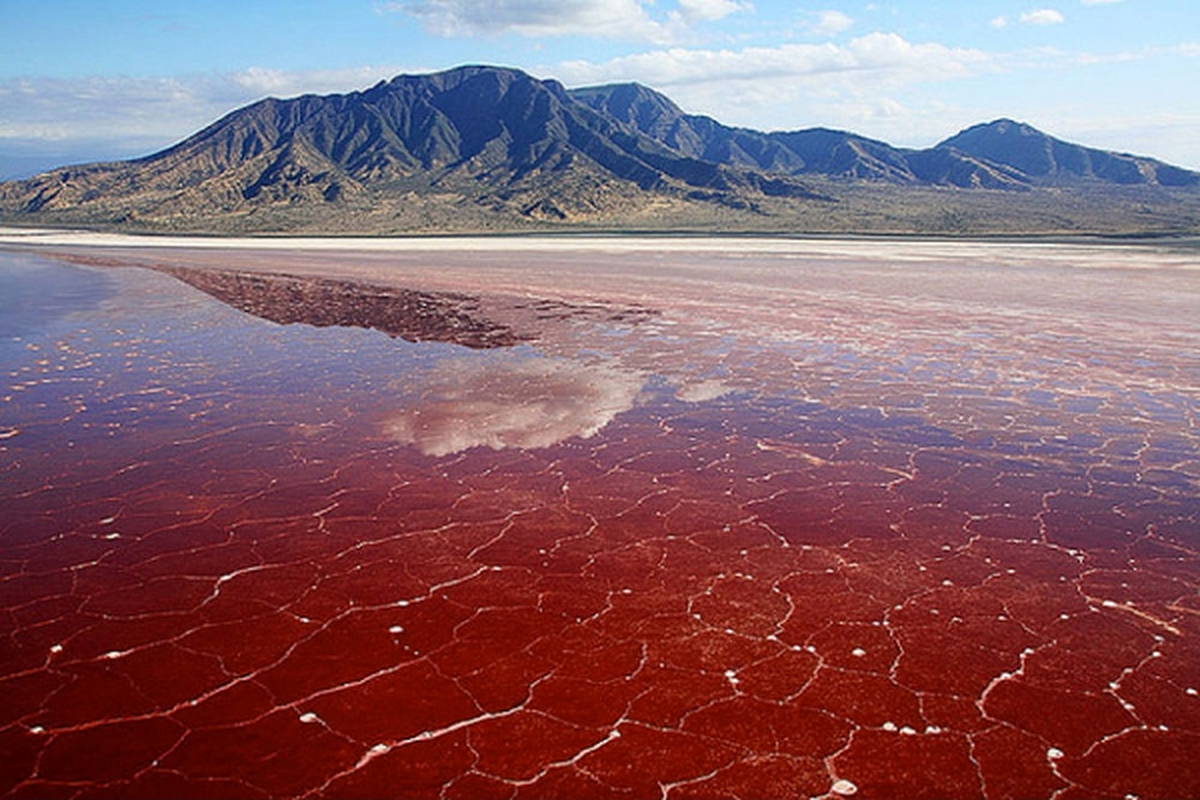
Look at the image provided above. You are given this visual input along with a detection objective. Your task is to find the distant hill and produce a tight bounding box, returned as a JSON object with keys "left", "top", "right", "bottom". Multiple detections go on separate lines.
{"left": 570, "top": 83, "right": 1032, "bottom": 190}
{"left": 1, "top": 65, "right": 1197, "bottom": 235}
{"left": 937, "top": 118, "right": 1199, "bottom": 188}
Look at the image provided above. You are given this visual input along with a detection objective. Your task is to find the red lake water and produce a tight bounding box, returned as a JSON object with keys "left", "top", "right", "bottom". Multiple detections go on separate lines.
{"left": 0, "top": 237, "right": 1198, "bottom": 799}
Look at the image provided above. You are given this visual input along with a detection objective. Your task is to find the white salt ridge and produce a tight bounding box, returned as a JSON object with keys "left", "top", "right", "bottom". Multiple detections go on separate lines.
{"left": 831, "top": 778, "right": 858, "bottom": 795}
{"left": 1047, "top": 747, "right": 1064, "bottom": 759}
{"left": 299, "top": 712, "right": 320, "bottom": 724}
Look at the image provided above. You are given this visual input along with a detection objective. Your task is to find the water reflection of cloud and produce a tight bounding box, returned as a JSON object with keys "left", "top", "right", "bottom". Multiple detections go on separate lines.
{"left": 675, "top": 379, "right": 733, "bottom": 403}
{"left": 385, "top": 356, "right": 645, "bottom": 456}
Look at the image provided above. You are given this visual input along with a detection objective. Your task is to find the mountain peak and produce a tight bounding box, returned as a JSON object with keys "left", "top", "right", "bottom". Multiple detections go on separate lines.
{"left": 1, "top": 64, "right": 1196, "bottom": 234}
{"left": 937, "top": 117, "right": 1197, "bottom": 186}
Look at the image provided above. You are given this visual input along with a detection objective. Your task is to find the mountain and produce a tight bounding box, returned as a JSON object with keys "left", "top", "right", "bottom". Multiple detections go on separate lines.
{"left": 570, "top": 82, "right": 1197, "bottom": 192}
{"left": 1, "top": 65, "right": 1198, "bottom": 234}
{"left": 0, "top": 66, "right": 820, "bottom": 230}
{"left": 937, "top": 118, "right": 1199, "bottom": 188}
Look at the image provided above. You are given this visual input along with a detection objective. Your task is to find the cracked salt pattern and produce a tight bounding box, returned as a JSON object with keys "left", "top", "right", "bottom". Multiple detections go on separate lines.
{"left": 1, "top": 239, "right": 1199, "bottom": 799}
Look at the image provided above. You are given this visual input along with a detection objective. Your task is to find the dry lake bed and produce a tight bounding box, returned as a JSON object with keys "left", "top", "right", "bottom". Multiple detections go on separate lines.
{"left": 1, "top": 231, "right": 1198, "bottom": 799}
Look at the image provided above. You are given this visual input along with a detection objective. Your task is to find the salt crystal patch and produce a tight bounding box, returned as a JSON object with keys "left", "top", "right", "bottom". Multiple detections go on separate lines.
{"left": 1186, "top": 688, "right": 1198, "bottom": 696}
{"left": 941, "top": 579, "right": 954, "bottom": 587}
{"left": 99, "top": 516, "right": 116, "bottom": 525}
{"left": 299, "top": 712, "right": 320, "bottom": 724}
{"left": 1047, "top": 747, "right": 1064, "bottom": 759}
{"left": 103, "top": 650, "right": 123, "bottom": 660}
{"left": 882, "top": 721, "right": 897, "bottom": 732}
{"left": 103, "top": 532, "right": 121, "bottom": 540}
{"left": 830, "top": 779, "right": 858, "bottom": 796}
{"left": 388, "top": 625, "right": 404, "bottom": 634}
{"left": 1101, "top": 600, "right": 1119, "bottom": 608}
{"left": 368, "top": 743, "right": 389, "bottom": 755}
{"left": 397, "top": 600, "right": 409, "bottom": 607}
{"left": 49, "top": 644, "right": 63, "bottom": 654}
{"left": 1059, "top": 614, "right": 1071, "bottom": 620}
{"left": 29, "top": 725, "right": 45, "bottom": 735}
{"left": 899, "top": 726, "right": 917, "bottom": 736}
{"left": 851, "top": 647, "right": 867, "bottom": 658}
{"left": 926, "top": 725, "right": 942, "bottom": 734}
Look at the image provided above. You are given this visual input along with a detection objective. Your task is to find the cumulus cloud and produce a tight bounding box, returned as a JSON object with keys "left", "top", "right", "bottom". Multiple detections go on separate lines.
{"left": 1020, "top": 9, "right": 1066, "bottom": 25}
{"left": 809, "top": 10, "right": 854, "bottom": 37}
{"left": 990, "top": 16, "right": 1009, "bottom": 28}
{"left": 1081, "top": 0, "right": 1121, "bottom": 5}
{"left": 558, "top": 32, "right": 991, "bottom": 89}
{"left": 384, "top": 356, "right": 644, "bottom": 456}
{"left": 386, "top": 0, "right": 674, "bottom": 42}
{"left": 675, "top": 0, "right": 750, "bottom": 23}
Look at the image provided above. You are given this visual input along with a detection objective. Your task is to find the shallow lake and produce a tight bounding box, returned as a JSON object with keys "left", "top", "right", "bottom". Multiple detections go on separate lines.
{"left": 1, "top": 237, "right": 1198, "bottom": 799}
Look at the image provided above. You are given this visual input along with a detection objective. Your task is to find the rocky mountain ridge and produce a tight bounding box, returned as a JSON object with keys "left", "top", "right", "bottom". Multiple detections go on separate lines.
{"left": 1, "top": 64, "right": 1196, "bottom": 234}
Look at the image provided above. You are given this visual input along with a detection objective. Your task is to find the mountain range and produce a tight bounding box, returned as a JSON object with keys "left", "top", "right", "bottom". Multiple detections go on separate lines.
{"left": 1, "top": 65, "right": 1197, "bottom": 235}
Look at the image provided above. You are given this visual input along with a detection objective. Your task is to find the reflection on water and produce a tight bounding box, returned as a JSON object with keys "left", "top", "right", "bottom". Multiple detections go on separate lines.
{"left": 156, "top": 265, "right": 532, "bottom": 348}
{"left": 385, "top": 354, "right": 645, "bottom": 456}
{"left": 0, "top": 247, "right": 1198, "bottom": 800}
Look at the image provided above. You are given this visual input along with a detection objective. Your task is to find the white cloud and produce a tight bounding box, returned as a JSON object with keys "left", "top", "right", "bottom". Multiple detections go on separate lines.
{"left": 990, "top": 16, "right": 1008, "bottom": 28}
{"left": 1020, "top": 9, "right": 1066, "bottom": 25}
{"left": 809, "top": 10, "right": 854, "bottom": 37}
{"left": 557, "top": 33, "right": 991, "bottom": 89}
{"left": 386, "top": 0, "right": 674, "bottom": 42}
{"left": 1081, "top": 0, "right": 1122, "bottom": 5}
{"left": 676, "top": 0, "right": 750, "bottom": 23}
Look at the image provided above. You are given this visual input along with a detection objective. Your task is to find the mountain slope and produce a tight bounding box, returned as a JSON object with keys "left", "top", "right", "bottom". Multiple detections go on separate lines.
{"left": 570, "top": 83, "right": 1032, "bottom": 189}
{"left": 1, "top": 66, "right": 1198, "bottom": 234}
{"left": 0, "top": 66, "right": 821, "bottom": 227}
{"left": 571, "top": 82, "right": 1197, "bottom": 192}
{"left": 939, "top": 119, "right": 1200, "bottom": 188}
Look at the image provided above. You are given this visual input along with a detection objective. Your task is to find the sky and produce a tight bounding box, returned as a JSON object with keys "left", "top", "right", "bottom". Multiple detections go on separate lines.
{"left": 1, "top": 0, "right": 1198, "bottom": 179}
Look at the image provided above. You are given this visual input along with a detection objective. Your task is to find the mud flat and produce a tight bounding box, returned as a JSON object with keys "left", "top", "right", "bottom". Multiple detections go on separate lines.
{"left": 1, "top": 233, "right": 1198, "bottom": 798}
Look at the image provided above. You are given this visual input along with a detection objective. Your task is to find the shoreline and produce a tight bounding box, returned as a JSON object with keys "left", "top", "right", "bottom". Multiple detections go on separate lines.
{"left": 2, "top": 226, "right": 1199, "bottom": 270}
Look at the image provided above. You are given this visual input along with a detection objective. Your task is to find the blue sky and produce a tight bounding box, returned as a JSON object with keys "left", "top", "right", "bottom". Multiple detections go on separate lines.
{"left": 1, "top": 0, "right": 1198, "bottom": 178}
